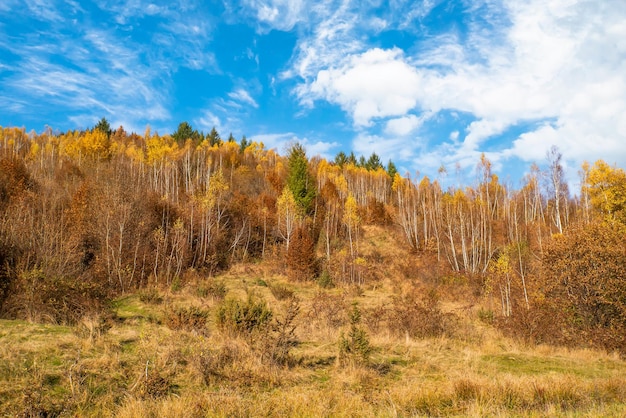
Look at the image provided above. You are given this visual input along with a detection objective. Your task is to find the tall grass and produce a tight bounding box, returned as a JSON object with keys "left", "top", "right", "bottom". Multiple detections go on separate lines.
{"left": 2, "top": 267, "right": 626, "bottom": 417}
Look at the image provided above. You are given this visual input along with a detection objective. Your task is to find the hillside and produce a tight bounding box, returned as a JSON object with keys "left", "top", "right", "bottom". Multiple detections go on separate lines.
{"left": 1, "top": 124, "right": 626, "bottom": 415}
{"left": 2, "top": 226, "right": 626, "bottom": 416}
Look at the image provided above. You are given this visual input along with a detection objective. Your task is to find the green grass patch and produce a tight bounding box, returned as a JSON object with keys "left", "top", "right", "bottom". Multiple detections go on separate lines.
{"left": 480, "top": 353, "right": 623, "bottom": 378}
{"left": 109, "top": 295, "right": 159, "bottom": 322}
{"left": 0, "top": 319, "right": 73, "bottom": 337}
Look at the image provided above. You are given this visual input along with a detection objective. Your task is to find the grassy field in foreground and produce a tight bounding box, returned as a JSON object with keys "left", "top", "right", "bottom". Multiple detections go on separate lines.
{"left": 1, "top": 265, "right": 626, "bottom": 418}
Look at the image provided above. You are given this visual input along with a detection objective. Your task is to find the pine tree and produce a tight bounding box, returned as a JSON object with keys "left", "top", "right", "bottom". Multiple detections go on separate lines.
{"left": 286, "top": 143, "right": 316, "bottom": 216}
{"left": 386, "top": 160, "right": 398, "bottom": 178}
{"left": 94, "top": 117, "right": 111, "bottom": 139}
{"left": 172, "top": 121, "right": 199, "bottom": 144}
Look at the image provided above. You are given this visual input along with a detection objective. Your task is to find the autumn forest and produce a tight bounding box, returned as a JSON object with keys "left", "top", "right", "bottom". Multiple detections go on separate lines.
{"left": 1, "top": 119, "right": 626, "bottom": 416}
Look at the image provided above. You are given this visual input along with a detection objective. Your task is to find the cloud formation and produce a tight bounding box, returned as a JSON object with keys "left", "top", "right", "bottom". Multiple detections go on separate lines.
{"left": 307, "top": 48, "right": 422, "bottom": 126}
{"left": 0, "top": 0, "right": 216, "bottom": 131}
{"left": 1, "top": 0, "right": 624, "bottom": 184}
{"left": 285, "top": 0, "right": 626, "bottom": 181}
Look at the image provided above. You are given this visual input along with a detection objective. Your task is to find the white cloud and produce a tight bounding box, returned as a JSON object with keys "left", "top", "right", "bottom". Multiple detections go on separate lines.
{"left": 352, "top": 133, "right": 415, "bottom": 165}
{"left": 243, "top": 0, "right": 306, "bottom": 32}
{"left": 196, "top": 111, "right": 223, "bottom": 134}
{"left": 463, "top": 119, "right": 508, "bottom": 151}
{"left": 306, "top": 48, "right": 423, "bottom": 126}
{"left": 397, "top": 0, "right": 441, "bottom": 29}
{"left": 0, "top": 0, "right": 19, "bottom": 12}
{"left": 24, "top": 0, "right": 63, "bottom": 22}
{"left": 228, "top": 88, "right": 259, "bottom": 108}
{"left": 385, "top": 115, "right": 424, "bottom": 137}
{"left": 145, "top": 3, "right": 164, "bottom": 15}
{"left": 287, "top": 0, "right": 626, "bottom": 180}
{"left": 283, "top": 0, "right": 362, "bottom": 81}
{"left": 1, "top": 0, "right": 227, "bottom": 131}
{"left": 305, "top": 139, "right": 340, "bottom": 160}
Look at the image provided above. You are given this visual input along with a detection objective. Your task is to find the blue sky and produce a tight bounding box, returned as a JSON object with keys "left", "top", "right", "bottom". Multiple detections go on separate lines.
{"left": 1, "top": 0, "right": 625, "bottom": 187}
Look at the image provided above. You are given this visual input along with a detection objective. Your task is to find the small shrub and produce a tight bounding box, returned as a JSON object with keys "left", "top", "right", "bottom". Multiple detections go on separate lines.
{"left": 195, "top": 340, "right": 279, "bottom": 388}
{"left": 138, "top": 287, "right": 163, "bottom": 304}
{"left": 164, "top": 306, "right": 209, "bottom": 334}
{"left": 496, "top": 301, "right": 565, "bottom": 346}
{"left": 317, "top": 270, "right": 334, "bottom": 289}
{"left": 478, "top": 308, "right": 494, "bottom": 324}
{"left": 386, "top": 288, "right": 447, "bottom": 339}
{"left": 139, "top": 367, "right": 176, "bottom": 399}
{"left": 2, "top": 269, "right": 106, "bottom": 325}
{"left": 197, "top": 343, "right": 239, "bottom": 385}
{"left": 363, "top": 305, "right": 387, "bottom": 334}
{"left": 338, "top": 303, "right": 371, "bottom": 366}
{"left": 263, "top": 297, "right": 300, "bottom": 366}
{"left": 215, "top": 294, "right": 273, "bottom": 338}
{"left": 197, "top": 280, "right": 227, "bottom": 301}
{"left": 308, "top": 291, "right": 347, "bottom": 328}
{"left": 269, "top": 282, "right": 295, "bottom": 301}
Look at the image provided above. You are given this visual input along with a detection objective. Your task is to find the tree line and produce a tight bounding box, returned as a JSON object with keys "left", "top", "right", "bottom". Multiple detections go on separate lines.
{"left": 1, "top": 120, "right": 625, "bottom": 352}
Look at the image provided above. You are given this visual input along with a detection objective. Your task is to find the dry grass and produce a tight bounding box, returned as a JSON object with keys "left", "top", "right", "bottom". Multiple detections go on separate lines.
{"left": 2, "top": 229, "right": 626, "bottom": 417}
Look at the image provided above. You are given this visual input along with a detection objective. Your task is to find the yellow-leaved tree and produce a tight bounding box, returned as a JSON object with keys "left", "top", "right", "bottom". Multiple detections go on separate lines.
{"left": 583, "top": 160, "right": 626, "bottom": 224}
{"left": 277, "top": 187, "right": 298, "bottom": 250}
{"left": 64, "top": 129, "right": 111, "bottom": 163}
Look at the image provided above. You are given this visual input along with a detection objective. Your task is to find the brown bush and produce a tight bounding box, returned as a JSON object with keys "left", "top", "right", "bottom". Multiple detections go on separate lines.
{"left": 197, "top": 342, "right": 240, "bottom": 385}
{"left": 269, "top": 282, "right": 295, "bottom": 301}
{"left": 260, "top": 297, "right": 301, "bottom": 366}
{"left": 197, "top": 279, "right": 227, "bottom": 301}
{"left": 505, "top": 221, "right": 626, "bottom": 353}
{"left": 308, "top": 291, "right": 347, "bottom": 328}
{"left": 0, "top": 156, "right": 37, "bottom": 207}
{"left": 286, "top": 225, "right": 318, "bottom": 281}
{"left": 496, "top": 300, "right": 565, "bottom": 346}
{"left": 1, "top": 268, "right": 106, "bottom": 325}
{"left": 164, "top": 306, "right": 210, "bottom": 335}
{"left": 386, "top": 288, "right": 448, "bottom": 339}
{"left": 138, "top": 367, "right": 176, "bottom": 399}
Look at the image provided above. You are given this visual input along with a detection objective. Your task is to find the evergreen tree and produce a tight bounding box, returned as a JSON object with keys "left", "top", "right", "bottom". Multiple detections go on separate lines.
{"left": 239, "top": 135, "right": 250, "bottom": 153}
{"left": 334, "top": 151, "right": 347, "bottom": 167}
{"left": 347, "top": 152, "right": 357, "bottom": 166}
{"left": 286, "top": 143, "right": 316, "bottom": 216}
{"left": 386, "top": 160, "right": 398, "bottom": 178}
{"left": 207, "top": 127, "right": 221, "bottom": 147}
{"left": 365, "top": 152, "right": 382, "bottom": 171}
{"left": 172, "top": 121, "right": 200, "bottom": 144}
{"left": 94, "top": 117, "right": 111, "bottom": 139}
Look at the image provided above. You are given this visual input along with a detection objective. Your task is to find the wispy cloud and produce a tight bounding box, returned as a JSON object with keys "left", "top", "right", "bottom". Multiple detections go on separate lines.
{"left": 228, "top": 88, "right": 259, "bottom": 108}
{"left": 0, "top": 0, "right": 219, "bottom": 130}
{"left": 239, "top": 0, "right": 306, "bottom": 32}
{"left": 196, "top": 110, "right": 224, "bottom": 134}
{"left": 195, "top": 83, "right": 262, "bottom": 137}
{"left": 24, "top": 0, "right": 64, "bottom": 22}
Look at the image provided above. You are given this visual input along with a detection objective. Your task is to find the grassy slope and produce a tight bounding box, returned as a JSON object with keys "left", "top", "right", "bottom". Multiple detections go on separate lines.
{"left": 2, "top": 226, "right": 626, "bottom": 417}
